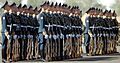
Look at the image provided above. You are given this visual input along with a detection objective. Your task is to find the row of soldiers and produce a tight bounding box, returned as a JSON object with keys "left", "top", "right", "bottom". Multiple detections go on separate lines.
{"left": 38, "top": 1, "right": 83, "bottom": 61}
{"left": 1, "top": 1, "right": 40, "bottom": 62}
{"left": 1, "top": 1, "right": 83, "bottom": 62}
{"left": 1, "top": 1, "right": 119, "bottom": 62}
{"left": 84, "top": 7, "right": 119, "bottom": 56}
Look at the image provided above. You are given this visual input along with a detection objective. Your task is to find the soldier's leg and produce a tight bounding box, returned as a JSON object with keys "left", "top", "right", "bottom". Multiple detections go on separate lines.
{"left": 11, "top": 40, "right": 14, "bottom": 61}
{"left": 6, "top": 42, "right": 10, "bottom": 61}
{"left": 26, "top": 39, "right": 30, "bottom": 60}
{"left": 114, "top": 36, "right": 118, "bottom": 53}
{"left": 35, "top": 40, "right": 38, "bottom": 59}
{"left": 55, "top": 39, "right": 57, "bottom": 60}
{"left": 14, "top": 39, "right": 17, "bottom": 61}
{"left": 29, "top": 39, "right": 32, "bottom": 59}
{"left": 22, "top": 39, "right": 24, "bottom": 59}
{"left": 2, "top": 33, "right": 7, "bottom": 60}
{"left": 35, "top": 41, "right": 37, "bottom": 59}
{"left": 84, "top": 33, "right": 90, "bottom": 54}
{"left": 75, "top": 39, "right": 78, "bottom": 58}
{"left": 79, "top": 36, "right": 83, "bottom": 56}
{"left": 70, "top": 37, "right": 73, "bottom": 58}
{"left": 30, "top": 38, "right": 34, "bottom": 59}
{"left": 96, "top": 37, "right": 100, "bottom": 55}
{"left": 17, "top": 39, "right": 20, "bottom": 60}
{"left": 88, "top": 36, "right": 93, "bottom": 56}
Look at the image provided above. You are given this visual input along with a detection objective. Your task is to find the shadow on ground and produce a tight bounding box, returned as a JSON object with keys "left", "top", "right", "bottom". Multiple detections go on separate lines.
{"left": 65, "top": 57, "right": 119, "bottom": 61}
{"left": 17, "top": 53, "right": 120, "bottom": 62}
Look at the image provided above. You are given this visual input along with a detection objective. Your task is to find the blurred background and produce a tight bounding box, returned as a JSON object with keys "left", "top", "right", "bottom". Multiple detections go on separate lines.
{"left": 0, "top": 0, "right": 120, "bottom": 45}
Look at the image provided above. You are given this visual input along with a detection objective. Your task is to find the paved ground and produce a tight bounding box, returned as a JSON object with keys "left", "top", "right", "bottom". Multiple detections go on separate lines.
{"left": 14, "top": 46, "right": 120, "bottom": 63}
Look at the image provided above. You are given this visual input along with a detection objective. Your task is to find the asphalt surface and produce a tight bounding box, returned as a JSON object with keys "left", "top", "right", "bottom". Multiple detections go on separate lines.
{"left": 13, "top": 46, "right": 120, "bottom": 63}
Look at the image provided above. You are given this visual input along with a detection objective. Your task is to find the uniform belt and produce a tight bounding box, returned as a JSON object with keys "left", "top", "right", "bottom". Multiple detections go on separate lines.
{"left": 89, "top": 27, "right": 99, "bottom": 28}
{"left": 13, "top": 24, "right": 17, "bottom": 26}
{"left": 65, "top": 27, "right": 67, "bottom": 29}
{"left": 53, "top": 24, "right": 57, "bottom": 26}
{"left": 76, "top": 26, "right": 78, "bottom": 28}
{"left": 78, "top": 26, "right": 82, "bottom": 28}
{"left": 27, "top": 26, "right": 31, "bottom": 28}
{"left": 112, "top": 26, "right": 118, "bottom": 28}
{"left": 45, "top": 25, "right": 52, "bottom": 27}
{"left": 7, "top": 25, "right": 11, "bottom": 27}
{"left": 56, "top": 25, "right": 60, "bottom": 27}
{"left": 60, "top": 25, "right": 64, "bottom": 28}
{"left": 72, "top": 26, "right": 75, "bottom": 28}
{"left": 21, "top": 25, "right": 25, "bottom": 27}
{"left": 45, "top": 25, "right": 49, "bottom": 27}
{"left": 35, "top": 27, "right": 39, "bottom": 28}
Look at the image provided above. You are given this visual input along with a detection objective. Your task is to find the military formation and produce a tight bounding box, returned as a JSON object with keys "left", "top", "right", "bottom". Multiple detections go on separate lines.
{"left": 84, "top": 7, "right": 119, "bottom": 56}
{"left": 38, "top": 1, "right": 83, "bottom": 61}
{"left": 1, "top": 1, "right": 83, "bottom": 62}
{"left": 1, "top": 1, "right": 119, "bottom": 62}
{"left": 1, "top": 1, "right": 39, "bottom": 62}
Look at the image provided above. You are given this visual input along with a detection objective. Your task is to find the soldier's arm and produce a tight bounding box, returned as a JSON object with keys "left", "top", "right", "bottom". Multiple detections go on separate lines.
{"left": 1, "top": 14, "right": 7, "bottom": 46}
{"left": 38, "top": 13, "right": 45, "bottom": 33}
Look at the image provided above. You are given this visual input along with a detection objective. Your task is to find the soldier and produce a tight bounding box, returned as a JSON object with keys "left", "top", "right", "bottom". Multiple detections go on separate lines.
{"left": 20, "top": 4, "right": 28, "bottom": 60}
{"left": 26, "top": 5, "right": 34, "bottom": 60}
{"left": 74, "top": 7, "right": 83, "bottom": 57}
{"left": 38, "top": 1, "right": 49, "bottom": 61}
{"left": 103, "top": 10, "right": 109, "bottom": 54}
{"left": 107, "top": 10, "right": 112, "bottom": 54}
{"left": 1, "top": 1, "right": 11, "bottom": 62}
{"left": 96, "top": 9, "right": 104, "bottom": 55}
{"left": 112, "top": 10, "right": 119, "bottom": 53}
{"left": 9, "top": 2, "right": 20, "bottom": 61}
{"left": 84, "top": 8, "right": 92, "bottom": 55}
{"left": 17, "top": 3, "right": 23, "bottom": 60}
{"left": 33, "top": 7, "right": 39, "bottom": 59}
{"left": 57, "top": 3, "right": 64, "bottom": 60}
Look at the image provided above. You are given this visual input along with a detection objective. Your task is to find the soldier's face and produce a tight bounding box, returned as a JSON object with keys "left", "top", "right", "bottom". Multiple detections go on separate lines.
{"left": 41, "top": 8, "right": 45, "bottom": 12}
{"left": 19, "top": 8, "right": 23, "bottom": 13}
{"left": 4, "top": 5, "right": 10, "bottom": 11}
{"left": 9, "top": 9, "right": 12, "bottom": 14}
{"left": 11, "top": 6, "right": 18, "bottom": 13}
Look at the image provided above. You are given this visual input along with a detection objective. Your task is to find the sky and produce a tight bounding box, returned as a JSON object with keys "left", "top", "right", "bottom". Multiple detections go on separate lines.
{"left": 97, "top": 0, "right": 116, "bottom": 10}
{"left": 0, "top": 0, "right": 116, "bottom": 9}
{"left": 21, "top": 0, "right": 28, "bottom": 6}
{"left": 49, "top": 0, "right": 65, "bottom": 4}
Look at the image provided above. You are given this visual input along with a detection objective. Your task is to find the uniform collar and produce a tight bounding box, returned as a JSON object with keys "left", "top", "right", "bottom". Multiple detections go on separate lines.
{"left": 4, "top": 10, "right": 8, "bottom": 13}
{"left": 17, "top": 12, "right": 20, "bottom": 15}
{"left": 103, "top": 16, "right": 106, "bottom": 19}
{"left": 112, "top": 17, "right": 116, "bottom": 19}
